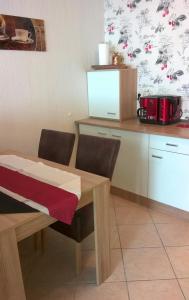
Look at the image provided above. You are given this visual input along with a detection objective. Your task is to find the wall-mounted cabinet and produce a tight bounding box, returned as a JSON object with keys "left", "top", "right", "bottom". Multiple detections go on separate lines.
{"left": 87, "top": 69, "right": 137, "bottom": 121}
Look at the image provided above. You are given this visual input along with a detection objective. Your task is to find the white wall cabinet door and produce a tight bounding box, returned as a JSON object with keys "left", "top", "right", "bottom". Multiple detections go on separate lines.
{"left": 87, "top": 70, "right": 120, "bottom": 120}
{"left": 148, "top": 148, "right": 189, "bottom": 211}
{"left": 79, "top": 124, "right": 149, "bottom": 197}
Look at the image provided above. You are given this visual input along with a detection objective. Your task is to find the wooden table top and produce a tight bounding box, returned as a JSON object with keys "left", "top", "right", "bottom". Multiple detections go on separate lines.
{"left": 0, "top": 151, "right": 109, "bottom": 234}
{"left": 76, "top": 118, "right": 189, "bottom": 140}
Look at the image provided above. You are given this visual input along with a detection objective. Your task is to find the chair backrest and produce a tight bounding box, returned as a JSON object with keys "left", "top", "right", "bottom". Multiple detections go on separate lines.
{"left": 75, "top": 134, "right": 120, "bottom": 180}
{"left": 38, "top": 129, "right": 75, "bottom": 165}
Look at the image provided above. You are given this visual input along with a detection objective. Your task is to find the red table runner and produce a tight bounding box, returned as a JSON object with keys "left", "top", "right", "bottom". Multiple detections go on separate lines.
{"left": 0, "top": 166, "right": 78, "bottom": 224}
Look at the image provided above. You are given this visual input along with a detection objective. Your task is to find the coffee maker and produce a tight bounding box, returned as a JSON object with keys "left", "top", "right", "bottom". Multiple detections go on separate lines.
{"left": 137, "top": 95, "right": 182, "bottom": 125}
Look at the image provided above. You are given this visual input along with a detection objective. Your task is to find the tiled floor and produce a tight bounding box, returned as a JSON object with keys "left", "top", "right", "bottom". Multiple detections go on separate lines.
{"left": 19, "top": 194, "right": 189, "bottom": 300}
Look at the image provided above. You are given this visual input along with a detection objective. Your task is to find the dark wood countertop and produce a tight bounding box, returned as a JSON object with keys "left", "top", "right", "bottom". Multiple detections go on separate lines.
{"left": 76, "top": 118, "right": 189, "bottom": 140}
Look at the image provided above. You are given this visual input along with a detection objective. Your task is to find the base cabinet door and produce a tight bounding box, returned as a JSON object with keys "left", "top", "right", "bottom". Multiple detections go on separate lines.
{"left": 148, "top": 148, "right": 189, "bottom": 211}
{"left": 110, "top": 129, "right": 148, "bottom": 197}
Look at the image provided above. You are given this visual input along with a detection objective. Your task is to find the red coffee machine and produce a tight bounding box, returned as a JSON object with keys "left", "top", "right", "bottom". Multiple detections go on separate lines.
{"left": 137, "top": 95, "right": 182, "bottom": 125}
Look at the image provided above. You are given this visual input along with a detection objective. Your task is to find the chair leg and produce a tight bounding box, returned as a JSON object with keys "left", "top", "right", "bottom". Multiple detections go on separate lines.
{"left": 75, "top": 242, "right": 82, "bottom": 275}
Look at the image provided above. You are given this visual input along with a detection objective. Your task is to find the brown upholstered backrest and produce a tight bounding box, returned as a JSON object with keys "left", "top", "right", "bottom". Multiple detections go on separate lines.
{"left": 38, "top": 129, "right": 75, "bottom": 165}
{"left": 75, "top": 134, "right": 120, "bottom": 180}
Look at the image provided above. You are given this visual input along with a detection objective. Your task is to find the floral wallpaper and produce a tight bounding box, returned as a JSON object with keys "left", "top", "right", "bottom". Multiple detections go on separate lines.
{"left": 105, "top": 0, "right": 189, "bottom": 119}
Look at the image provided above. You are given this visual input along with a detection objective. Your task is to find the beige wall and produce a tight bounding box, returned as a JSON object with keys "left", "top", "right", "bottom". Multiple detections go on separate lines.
{"left": 0, "top": 0, "right": 104, "bottom": 155}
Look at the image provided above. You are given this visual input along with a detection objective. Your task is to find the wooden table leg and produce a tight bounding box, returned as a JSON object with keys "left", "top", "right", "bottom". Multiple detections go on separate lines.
{"left": 0, "top": 228, "right": 26, "bottom": 300}
{"left": 93, "top": 181, "right": 111, "bottom": 285}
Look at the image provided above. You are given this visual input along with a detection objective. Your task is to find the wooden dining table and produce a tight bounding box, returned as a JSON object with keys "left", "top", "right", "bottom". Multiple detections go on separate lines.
{"left": 0, "top": 151, "right": 111, "bottom": 300}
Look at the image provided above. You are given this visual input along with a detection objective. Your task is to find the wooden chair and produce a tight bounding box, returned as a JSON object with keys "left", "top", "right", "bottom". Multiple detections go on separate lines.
{"left": 50, "top": 134, "right": 120, "bottom": 274}
{"left": 38, "top": 129, "right": 75, "bottom": 165}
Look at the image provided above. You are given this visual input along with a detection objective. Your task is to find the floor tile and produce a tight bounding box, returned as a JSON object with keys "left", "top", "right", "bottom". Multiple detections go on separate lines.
{"left": 156, "top": 223, "right": 189, "bottom": 246}
{"left": 149, "top": 209, "right": 186, "bottom": 224}
{"left": 75, "top": 282, "right": 129, "bottom": 300}
{"left": 123, "top": 248, "right": 175, "bottom": 281}
{"left": 105, "top": 249, "right": 125, "bottom": 282}
{"left": 118, "top": 224, "right": 162, "bottom": 248}
{"left": 128, "top": 280, "right": 185, "bottom": 300}
{"left": 26, "top": 284, "right": 75, "bottom": 300}
{"left": 166, "top": 246, "right": 189, "bottom": 278}
{"left": 115, "top": 206, "right": 152, "bottom": 225}
{"left": 178, "top": 279, "right": 189, "bottom": 299}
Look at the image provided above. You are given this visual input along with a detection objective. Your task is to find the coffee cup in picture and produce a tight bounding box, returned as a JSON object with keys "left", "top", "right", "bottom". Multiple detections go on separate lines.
{"left": 15, "top": 29, "right": 32, "bottom": 42}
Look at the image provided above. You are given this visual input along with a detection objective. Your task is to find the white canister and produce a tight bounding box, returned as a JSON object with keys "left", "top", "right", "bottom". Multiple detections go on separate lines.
{"left": 98, "top": 43, "right": 110, "bottom": 65}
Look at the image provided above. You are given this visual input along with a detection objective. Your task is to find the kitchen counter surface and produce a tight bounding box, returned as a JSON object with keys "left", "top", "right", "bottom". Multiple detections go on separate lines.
{"left": 76, "top": 118, "right": 189, "bottom": 140}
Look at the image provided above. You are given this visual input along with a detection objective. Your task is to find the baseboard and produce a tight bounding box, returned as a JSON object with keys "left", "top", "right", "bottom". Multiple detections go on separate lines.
{"left": 111, "top": 186, "right": 189, "bottom": 221}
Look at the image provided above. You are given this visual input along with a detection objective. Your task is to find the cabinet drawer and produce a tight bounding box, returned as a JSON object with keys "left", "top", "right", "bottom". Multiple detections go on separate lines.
{"left": 150, "top": 134, "right": 189, "bottom": 155}
{"left": 79, "top": 124, "right": 110, "bottom": 137}
{"left": 110, "top": 129, "right": 123, "bottom": 140}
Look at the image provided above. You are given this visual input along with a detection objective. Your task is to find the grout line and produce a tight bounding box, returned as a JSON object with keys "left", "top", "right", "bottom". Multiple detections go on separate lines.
{"left": 121, "top": 246, "right": 163, "bottom": 250}
{"left": 113, "top": 197, "right": 131, "bottom": 300}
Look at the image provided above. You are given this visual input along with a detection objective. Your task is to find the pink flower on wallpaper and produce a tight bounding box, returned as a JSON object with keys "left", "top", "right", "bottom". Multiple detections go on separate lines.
{"left": 144, "top": 41, "right": 153, "bottom": 53}
{"left": 123, "top": 42, "right": 128, "bottom": 49}
{"left": 157, "top": 0, "right": 171, "bottom": 17}
{"left": 166, "top": 69, "right": 184, "bottom": 82}
{"left": 128, "top": 48, "right": 141, "bottom": 60}
{"left": 127, "top": 0, "right": 142, "bottom": 11}
{"left": 107, "top": 23, "right": 115, "bottom": 35}
{"left": 168, "top": 14, "right": 187, "bottom": 30}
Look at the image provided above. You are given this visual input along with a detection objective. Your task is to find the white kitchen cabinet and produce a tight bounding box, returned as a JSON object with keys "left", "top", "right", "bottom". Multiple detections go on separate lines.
{"left": 87, "top": 69, "right": 137, "bottom": 121}
{"left": 79, "top": 124, "right": 149, "bottom": 197}
{"left": 149, "top": 135, "right": 189, "bottom": 211}
{"left": 110, "top": 129, "right": 148, "bottom": 197}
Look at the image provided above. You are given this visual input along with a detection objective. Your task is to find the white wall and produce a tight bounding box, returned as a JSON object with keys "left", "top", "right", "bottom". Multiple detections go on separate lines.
{"left": 0, "top": 0, "right": 104, "bottom": 155}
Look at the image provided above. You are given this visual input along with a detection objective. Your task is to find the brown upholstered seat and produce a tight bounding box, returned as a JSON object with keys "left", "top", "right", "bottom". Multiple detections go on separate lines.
{"left": 38, "top": 129, "right": 75, "bottom": 165}
{"left": 51, "top": 134, "right": 120, "bottom": 242}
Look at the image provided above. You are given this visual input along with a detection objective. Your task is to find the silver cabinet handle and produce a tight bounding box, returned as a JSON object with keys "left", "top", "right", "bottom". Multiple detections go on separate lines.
{"left": 107, "top": 112, "right": 116, "bottom": 115}
{"left": 166, "top": 143, "right": 178, "bottom": 147}
{"left": 152, "top": 155, "right": 163, "bottom": 159}
{"left": 112, "top": 134, "right": 122, "bottom": 139}
{"left": 98, "top": 132, "right": 107, "bottom": 136}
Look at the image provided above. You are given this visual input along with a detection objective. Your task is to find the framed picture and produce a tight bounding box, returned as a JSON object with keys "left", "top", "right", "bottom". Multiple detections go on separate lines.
{"left": 0, "top": 14, "right": 46, "bottom": 51}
